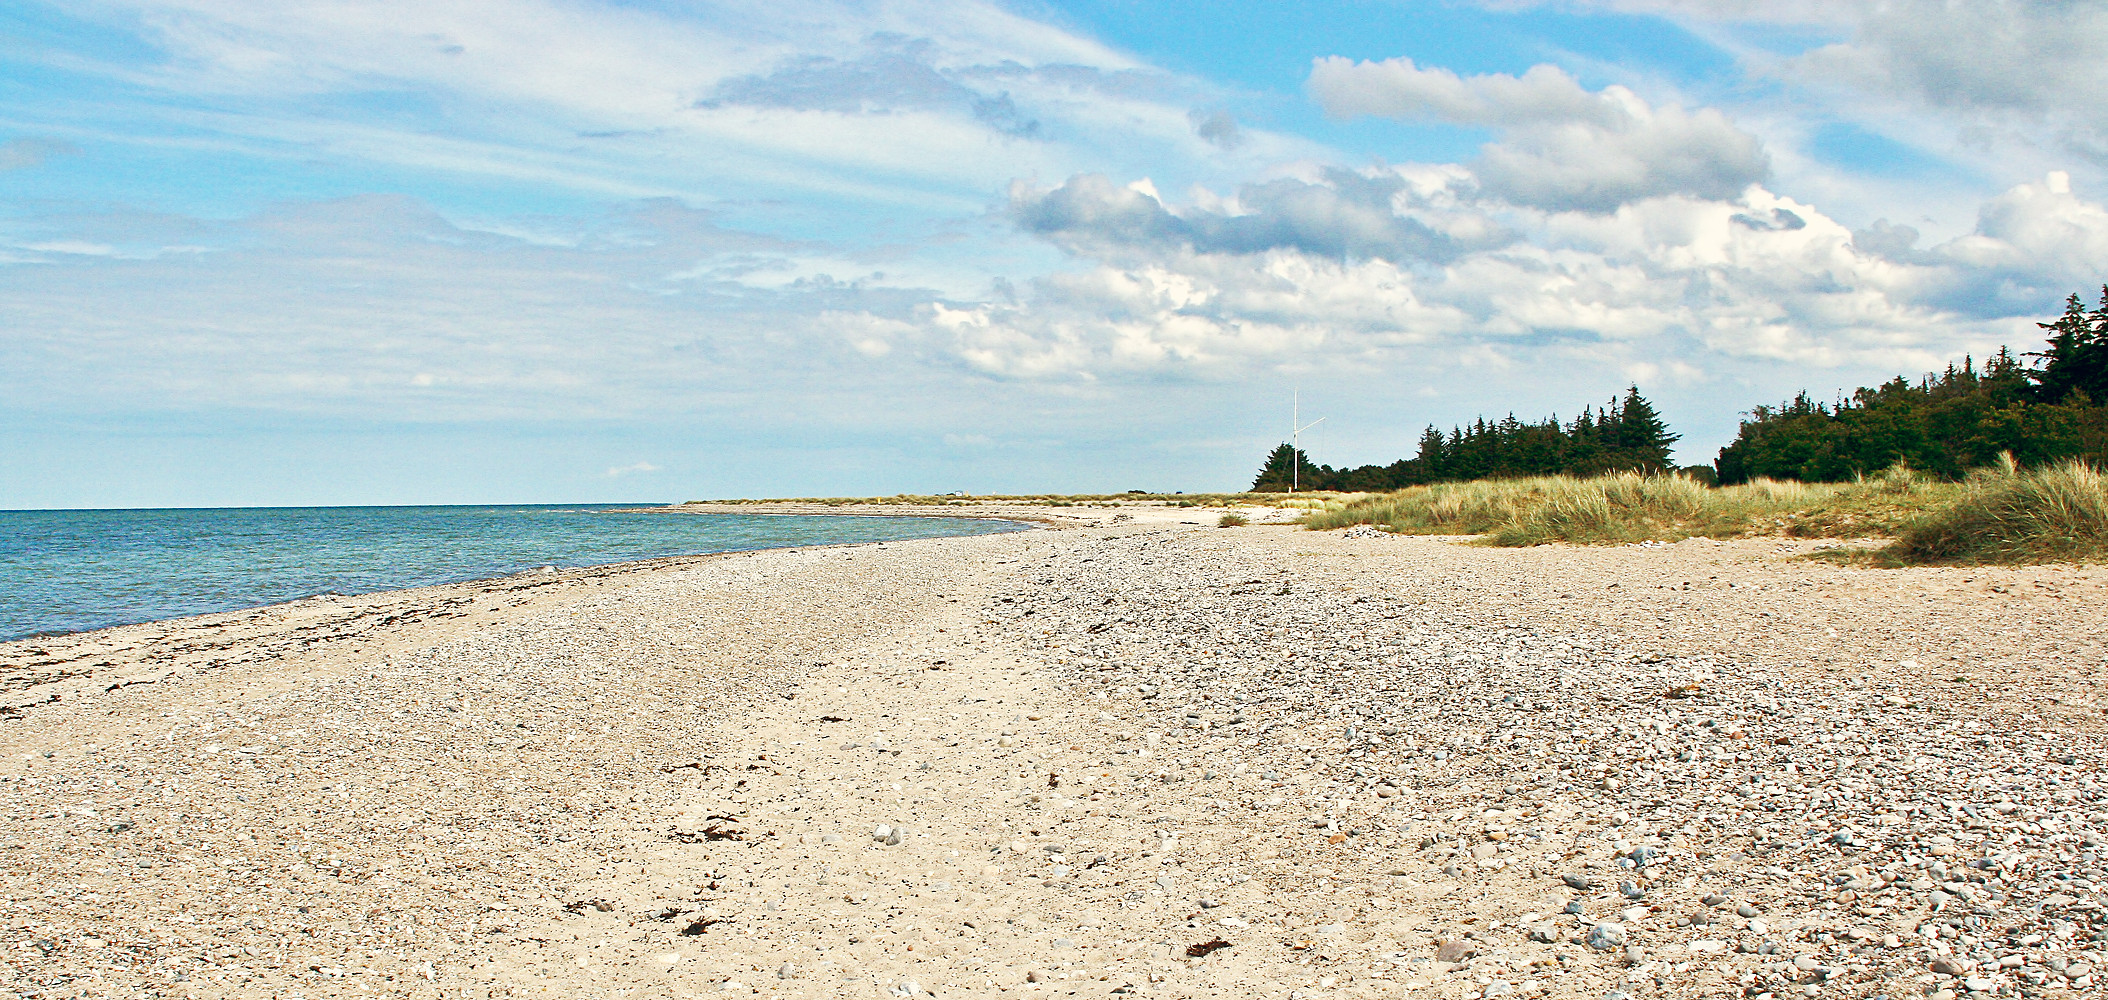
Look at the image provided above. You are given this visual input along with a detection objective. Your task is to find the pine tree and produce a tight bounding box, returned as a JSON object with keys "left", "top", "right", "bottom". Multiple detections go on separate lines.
{"left": 1249, "top": 443, "right": 1301, "bottom": 492}
{"left": 1616, "top": 386, "right": 1680, "bottom": 470}
{"left": 2031, "top": 287, "right": 2108, "bottom": 404}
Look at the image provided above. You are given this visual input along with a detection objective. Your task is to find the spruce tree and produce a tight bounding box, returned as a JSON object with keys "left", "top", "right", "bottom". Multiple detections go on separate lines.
{"left": 1249, "top": 443, "right": 1302, "bottom": 492}
{"left": 2031, "top": 288, "right": 2108, "bottom": 404}
{"left": 1617, "top": 386, "right": 1680, "bottom": 470}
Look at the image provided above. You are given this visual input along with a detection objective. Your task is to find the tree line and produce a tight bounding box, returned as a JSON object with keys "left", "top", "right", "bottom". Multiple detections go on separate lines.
{"left": 1714, "top": 288, "right": 2108, "bottom": 483}
{"left": 1249, "top": 287, "right": 2108, "bottom": 491}
{"left": 1250, "top": 386, "right": 1682, "bottom": 492}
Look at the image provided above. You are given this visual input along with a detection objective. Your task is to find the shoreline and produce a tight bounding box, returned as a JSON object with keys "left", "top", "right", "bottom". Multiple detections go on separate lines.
{"left": 0, "top": 509, "right": 1042, "bottom": 660}
{"left": 3, "top": 510, "right": 2104, "bottom": 998}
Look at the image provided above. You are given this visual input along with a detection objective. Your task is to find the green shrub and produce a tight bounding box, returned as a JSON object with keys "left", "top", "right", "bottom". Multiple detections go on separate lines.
{"left": 1218, "top": 512, "right": 1249, "bottom": 528}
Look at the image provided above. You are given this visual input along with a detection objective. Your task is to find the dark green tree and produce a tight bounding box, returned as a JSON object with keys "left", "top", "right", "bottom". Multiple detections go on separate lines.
{"left": 1714, "top": 294, "right": 2108, "bottom": 483}
{"left": 1250, "top": 443, "right": 1321, "bottom": 492}
{"left": 1245, "top": 388, "right": 1685, "bottom": 490}
{"left": 2031, "top": 288, "right": 2108, "bottom": 404}
{"left": 1614, "top": 386, "right": 1680, "bottom": 470}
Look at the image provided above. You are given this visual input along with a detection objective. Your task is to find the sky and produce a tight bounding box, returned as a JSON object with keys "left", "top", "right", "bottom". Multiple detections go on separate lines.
{"left": 4, "top": 0, "right": 2108, "bottom": 507}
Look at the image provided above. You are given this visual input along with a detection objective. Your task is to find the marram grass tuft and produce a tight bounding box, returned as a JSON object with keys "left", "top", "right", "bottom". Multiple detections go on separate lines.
{"left": 1887, "top": 459, "right": 2108, "bottom": 565}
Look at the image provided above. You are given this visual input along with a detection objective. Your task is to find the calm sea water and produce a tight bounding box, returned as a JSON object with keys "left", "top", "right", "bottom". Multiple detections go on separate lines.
{"left": 0, "top": 505, "right": 1025, "bottom": 642}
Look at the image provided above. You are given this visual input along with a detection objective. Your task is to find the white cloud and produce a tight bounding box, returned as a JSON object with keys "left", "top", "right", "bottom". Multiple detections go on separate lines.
{"left": 1505, "top": 1, "right": 2108, "bottom": 170}
{"left": 1309, "top": 57, "right": 1768, "bottom": 211}
{"left": 934, "top": 169, "right": 2108, "bottom": 393}
{"left": 604, "top": 461, "right": 660, "bottom": 477}
{"left": 1010, "top": 166, "right": 1508, "bottom": 262}
{"left": 1309, "top": 56, "right": 1607, "bottom": 126}
{"left": 41, "top": 0, "right": 1301, "bottom": 214}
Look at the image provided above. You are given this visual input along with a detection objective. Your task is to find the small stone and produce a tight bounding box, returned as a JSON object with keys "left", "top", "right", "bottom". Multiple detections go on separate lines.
{"left": 2068, "top": 962, "right": 2094, "bottom": 979}
{"left": 1435, "top": 938, "right": 1475, "bottom": 962}
{"left": 1794, "top": 956, "right": 1820, "bottom": 973}
{"left": 777, "top": 963, "right": 796, "bottom": 979}
{"left": 1964, "top": 977, "right": 1994, "bottom": 992}
{"left": 1563, "top": 874, "right": 1595, "bottom": 891}
{"left": 1619, "top": 880, "right": 1645, "bottom": 900}
{"left": 1026, "top": 970, "right": 1050, "bottom": 983}
{"left": 1586, "top": 922, "right": 1627, "bottom": 951}
{"left": 1375, "top": 784, "right": 1402, "bottom": 798}
{"left": 1620, "top": 905, "right": 1649, "bottom": 923}
{"left": 1932, "top": 959, "right": 1970, "bottom": 976}
{"left": 1702, "top": 893, "right": 1728, "bottom": 907}
{"left": 1736, "top": 904, "right": 1759, "bottom": 918}
{"left": 1482, "top": 980, "right": 1514, "bottom": 997}
{"left": 1471, "top": 843, "right": 1498, "bottom": 860}
{"left": 1528, "top": 922, "right": 1561, "bottom": 943}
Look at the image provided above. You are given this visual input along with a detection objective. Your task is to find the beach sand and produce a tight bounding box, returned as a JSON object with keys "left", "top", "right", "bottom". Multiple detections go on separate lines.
{"left": 4, "top": 504, "right": 2107, "bottom": 999}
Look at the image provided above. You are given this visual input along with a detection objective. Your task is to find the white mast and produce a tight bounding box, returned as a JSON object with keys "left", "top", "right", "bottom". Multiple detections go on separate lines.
{"left": 1291, "top": 389, "right": 1325, "bottom": 492}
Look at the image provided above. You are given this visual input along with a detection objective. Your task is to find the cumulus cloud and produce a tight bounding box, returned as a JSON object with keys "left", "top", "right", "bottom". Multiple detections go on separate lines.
{"left": 1309, "top": 56, "right": 1768, "bottom": 212}
{"left": 966, "top": 168, "right": 2108, "bottom": 393}
{"left": 1009, "top": 168, "right": 1505, "bottom": 264}
{"left": 1309, "top": 57, "right": 1605, "bottom": 125}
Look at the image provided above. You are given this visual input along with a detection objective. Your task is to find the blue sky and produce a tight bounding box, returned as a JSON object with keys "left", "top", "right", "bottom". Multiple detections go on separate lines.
{"left": 4, "top": 0, "right": 2107, "bottom": 506}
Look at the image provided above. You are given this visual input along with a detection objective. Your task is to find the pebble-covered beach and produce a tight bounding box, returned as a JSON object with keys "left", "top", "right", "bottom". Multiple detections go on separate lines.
{"left": 3, "top": 504, "right": 2105, "bottom": 999}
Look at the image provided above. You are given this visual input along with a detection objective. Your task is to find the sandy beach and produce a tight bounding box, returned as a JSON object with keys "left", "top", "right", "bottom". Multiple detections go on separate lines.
{"left": 5, "top": 504, "right": 2108, "bottom": 1000}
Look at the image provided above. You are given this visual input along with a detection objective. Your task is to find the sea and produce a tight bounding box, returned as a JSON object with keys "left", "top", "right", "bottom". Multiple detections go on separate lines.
{"left": 0, "top": 504, "right": 1026, "bottom": 643}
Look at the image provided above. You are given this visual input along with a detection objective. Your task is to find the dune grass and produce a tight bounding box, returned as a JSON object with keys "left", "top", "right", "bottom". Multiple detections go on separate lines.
{"left": 1302, "top": 459, "right": 2108, "bottom": 565}
{"left": 1885, "top": 458, "right": 2108, "bottom": 565}
{"left": 1300, "top": 471, "right": 1856, "bottom": 545}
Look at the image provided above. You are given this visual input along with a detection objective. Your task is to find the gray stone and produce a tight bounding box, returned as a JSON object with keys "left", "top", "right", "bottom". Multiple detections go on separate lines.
{"left": 1586, "top": 922, "right": 1627, "bottom": 951}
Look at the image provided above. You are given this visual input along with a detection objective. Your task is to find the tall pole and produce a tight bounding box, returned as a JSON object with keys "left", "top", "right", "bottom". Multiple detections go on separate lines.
{"left": 1290, "top": 390, "right": 1324, "bottom": 493}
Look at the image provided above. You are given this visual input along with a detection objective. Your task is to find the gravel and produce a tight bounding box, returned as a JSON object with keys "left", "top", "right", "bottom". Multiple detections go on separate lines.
{"left": 991, "top": 525, "right": 2108, "bottom": 997}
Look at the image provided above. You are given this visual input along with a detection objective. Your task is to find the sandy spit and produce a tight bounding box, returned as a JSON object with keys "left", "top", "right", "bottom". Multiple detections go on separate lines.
{"left": 2, "top": 506, "right": 2105, "bottom": 999}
